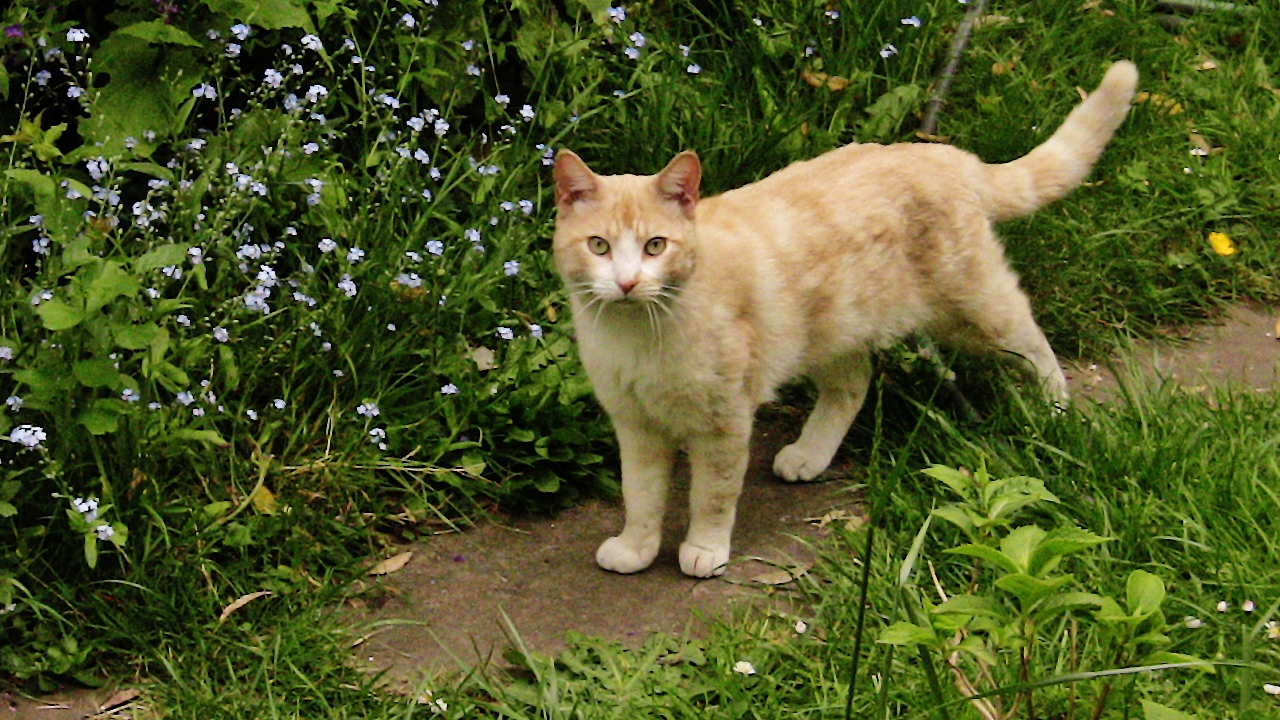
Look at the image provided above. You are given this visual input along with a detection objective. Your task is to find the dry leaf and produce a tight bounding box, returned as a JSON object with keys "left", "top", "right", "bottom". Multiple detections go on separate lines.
{"left": 800, "top": 69, "right": 849, "bottom": 91}
{"left": 1189, "top": 133, "right": 1213, "bottom": 153}
{"left": 991, "top": 57, "right": 1019, "bottom": 75}
{"left": 1274, "top": 317, "right": 1279, "bottom": 340}
{"left": 915, "top": 131, "right": 952, "bottom": 143}
{"left": 1076, "top": 86, "right": 1089, "bottom": 101}
{"left": 1078, "top": 0, "right": 1101, "bottom": 9}
{"left": 368, "top": 551, "right": 413, "bottom": 576}
{"left": 98, "top": 688, "right": 141, "bottom": 713}
{"left": 470, "top": 346, "right": 496, "bottom": 371}
{"left": 973, "top": 14, "right": 1013, "bottom": 30}
{"left": 752, "top": 568, "right": 797, "bottom": 585}
{"left": 218, "top": 590, "right": 273, "bottom": 622}
{"left": 250, "top": 485, "right": 277, "bottom": 515}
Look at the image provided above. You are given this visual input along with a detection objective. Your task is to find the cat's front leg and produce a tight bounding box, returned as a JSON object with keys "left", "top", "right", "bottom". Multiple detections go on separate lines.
{"left": 596, "top": 420, "right": 676, "bottom": 574}
{"left": 680, "top": 432, "right": 751, "bottom": 578}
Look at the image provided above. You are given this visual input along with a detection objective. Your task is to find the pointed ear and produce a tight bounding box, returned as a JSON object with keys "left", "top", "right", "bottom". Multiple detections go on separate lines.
{"left": 554, "top": 150, "right": 598, "bottom": 208}
{"left": 656, "top": 151, "right": 701, "bottom": 216}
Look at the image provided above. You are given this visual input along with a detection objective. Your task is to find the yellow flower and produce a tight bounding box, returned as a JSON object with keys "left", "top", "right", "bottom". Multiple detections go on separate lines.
{"left": 1208, "top": 231, "right": 1236, "bottom": 256}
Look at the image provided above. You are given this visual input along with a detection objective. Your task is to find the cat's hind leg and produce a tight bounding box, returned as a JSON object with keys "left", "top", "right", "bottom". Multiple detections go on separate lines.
{"left": 597, "top": 421, "right": 676, "bottom": 574}
{"left": 773, "top": 351, "right": 872, "bottom": 482}
{"left": 951, "top": 263, "right": 1069, "bottom": 403}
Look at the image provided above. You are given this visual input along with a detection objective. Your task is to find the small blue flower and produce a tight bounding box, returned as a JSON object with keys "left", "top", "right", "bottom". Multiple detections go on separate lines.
{"left": 503, "top": 261, "right": 520, "bottom": 276}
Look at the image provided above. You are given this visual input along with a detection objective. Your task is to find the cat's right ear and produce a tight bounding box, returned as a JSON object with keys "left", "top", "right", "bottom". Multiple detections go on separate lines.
{"left": 554, "top": 150, "right": 599, "bottom": 209}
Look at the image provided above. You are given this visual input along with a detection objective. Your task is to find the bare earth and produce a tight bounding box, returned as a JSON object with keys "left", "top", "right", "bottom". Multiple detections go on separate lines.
{"left": 9, "top": 306, "right": 1278, "bottom": 715}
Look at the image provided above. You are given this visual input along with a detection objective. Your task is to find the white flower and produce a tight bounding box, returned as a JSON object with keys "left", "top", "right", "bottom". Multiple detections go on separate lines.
{"left": 519, "top": 104, "right": 535, "bottom": 122}
{"left": 732, "top": 661, "right": 756, "bottom": 675}
{"left": 347, "top": 247, "right": 366, "bottom": 264}
{"left": 1266, "top": 683, "right": 1280, "bottom": 696}
{"left": 67, "top": 28, "right": 89, "bottom": 42}
{"left": 687, "top": 64, "right": 701, "bottom": 74}
{"left": 1267, "top": 621, "right": 1280, "bottom": 639}
{"left": 495, "top": 93, "right": 510, "bottom": 107}
{"left": 305, "top": 84, "right": 329, "bottom": 103}
{"left": 0, "top": 346, "right": 13, "bottom": 361}
{"left": 407, "top": 117, "right": 425, "bottom": 132}
{"left": 434, "top": 118, "right": 450, "bottom": 136}
{"left": 193, "top": 83, "right": 217, "bottom": 99}
{"left": 440, "top": 383, "right": 459, "bottom": 395}
{"left": 679, "top": 44, "right": 691, "bottom": 57}
{"left": 176, "top": 391, "right": 195, "bottom": 406}
{"left": 95, "top": 524, "right": 115, "bottom": 541}
{"left": 461, "top": 39, "right": 476, "bottom": 51}
{"left": 606, "top": 6, "right": 626, "bottom": 23}
{"left": 464, "top": 228, "right": 481, "bottom": 244}
{"left": 825, "top": 9, "right": 840, "bottom": 20}
{"left": 1217, "top": 600, "right": 1229, "bottom": 613}
{"left": 518, "top": 199, "right": 534, "bottom": 215}
{"left": 529, "top": 324, "right": 543, "bottom": 338}
{"left": 624, "top": 47, "right": 640, "bottom": 61}
{"left": 421, "top": 188, "right": 433, "bottom": 201}
{"left": 73, "top": 498, "right": 98, "bottom": 521}
{"left": 67, "top": 86, "right": 84, "bottom": 99}
{"left": 303, "top": 142, "right": 320, "bottom": 154}
{"left": 414, "top": 148, "right": 431, "bottom": 164}
{"left": 901, "top": 16, "right": 922, "bottom": 28}
{"left": 226, "top": 43, "right": 241, "bottom": 58}
{"left": 35, "top": 70, "right": 51, "bottom": 85}
{"left": 396, "top": 272, "right": 423, "bottom": 288}
{"left": 1244, "top": 600, "right": 1256, "bottom": 613}
{"left": 273, "top": 398, "right": 286, "bottom": 410}
{"left": 628, "top": 31, "right": 646, "bottom": 47}
{"left": 466, "top": 64, "right": 481, "bottom": 76}
{"left": 399, "top": 13, "right": 416, "bottom": 27}
{"left": 176, "top": 314, "right": 191, "bottom": 327}
{"left": 231, "top": 23, "right": 250, "bottom": 40}
{"left": 503, "top": 261, "right": 520, "bottom": 276}
{"left": 338, "top": 274, "right": 358, "bottom": 297}
{"left": 121, "top": 388, "right": 140, "bottom": 402}
{"left": 1184, "top": 616, "right": 1204, "bottom": 629}
{"left": 246, "top": 409, "right": 259, "bottom": 420}
{"left": 6, "top": 396, "right": 23, "bottom": 411}
{"left": 357, "top": 403, "right": 381, "bottom": 417}
{"left": 497, "top": 327, "right": 514, "bottom": 341}
{"left": 318, "top": 238, "right": 337, "bottom": 253}
{"left": 161, "top": 264, "right": 182, "bottom": 280}
{"left": 264, "top": 68, "right": 284, "bottom": 88}
{"left": 301, "top": 34, "right": 323, "bottom": 52}
{"left": 879, "top": 44, "right": 898, "bottom": 59}
{"left": 426, "top": 240, "right": 444, "bottom": 256}
{"left": 795, "top": 620, "right": 808, "bottom": 634}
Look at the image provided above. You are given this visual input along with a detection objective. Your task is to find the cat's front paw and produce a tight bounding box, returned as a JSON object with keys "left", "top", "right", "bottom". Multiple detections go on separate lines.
{"left": 772, "top": 443, "right": 831, "bottom": 482}
{"left": 678, "top": 541, "right": 729, "bottom": 578}
{"left": 596, "top": 535, "right": 659, "bottom": 574}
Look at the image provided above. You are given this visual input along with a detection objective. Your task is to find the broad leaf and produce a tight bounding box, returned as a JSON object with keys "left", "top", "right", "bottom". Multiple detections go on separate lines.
{"left": 1032, "top": 592, "right": 1107, "bottom": 623}
{"left": 945, "top": 543, "right": 1021, "bottom": 575}
{"left": 1126, "top": 569, "right": 1166, "bottom": 618}
{"left": 1029, "top": 527, "right": 1110, "bottom": 575}
{"left": 116, "top": 20, "right": 203, "bottom": 46}
{"left": 931, "top": 505, "right": 976, "bottom": 534}
{"left": 85, "top": 262, "right": 139, "bottom": 313}
{"left": 899, "top": 513, "right": 932, "bottom": 587}
{"left": 112, "top": 322, "right": 162, "bottom": 350}
{"left": 1000, "top": 525, "right": 1047, "bottom": 573}
{"left": 877, "top": 622, "right": 937, "bottom": 647}
{"left": 79, "top": 408, "right": 120, "bottom": 435}
{"left": 921, "top": 465, "right": 973, "bottom": 501}
{"left": 133, "top": 244, "right": 189, "bottom": 274}
{"left": 994, "top": 572, "right": 1073, "bottom": 609}
{"left": 36, "top": 298, "right": 86, "bottom": 331}
{"left": 73, "top": 359, "right": 120, "bottom": 388}
{"left": 1141, "top": 700, "right": 1199, "bottom": 720}
{"left": 933, "top": 594, "right": 1007, "bottom": 619}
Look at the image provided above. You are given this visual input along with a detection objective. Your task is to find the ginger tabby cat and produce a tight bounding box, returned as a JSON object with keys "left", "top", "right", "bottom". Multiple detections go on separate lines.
{"left": 552, "top": 61, "right": 1138, "bottom": 577}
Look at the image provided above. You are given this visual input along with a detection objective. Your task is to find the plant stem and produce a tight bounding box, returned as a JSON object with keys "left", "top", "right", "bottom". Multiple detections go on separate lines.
{"left": 919, "top": 644, "right": 952, "bottom": 720}
{"left": 843, "top": 520, "right": 877, "bottom": 720}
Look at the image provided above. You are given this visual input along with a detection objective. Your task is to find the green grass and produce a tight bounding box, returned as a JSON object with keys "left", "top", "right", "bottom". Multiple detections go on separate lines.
{"left": 0, "top": 0, "right": 1278, "bottom": 716}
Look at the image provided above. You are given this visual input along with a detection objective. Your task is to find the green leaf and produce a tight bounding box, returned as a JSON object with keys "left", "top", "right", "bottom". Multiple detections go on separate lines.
{"left": 1126, "top": 570, "right": 1166, "bottom": 618}
{"left": 117, "top": 162, "right": 175, "bottom": 181}
{"left": 1000, "top": 525, "right": 1047, "bottom": 573}
{"left": 955, "top": 635, "right": 998, "bottom": 665}
{"left": 533, "top": 474, "right": 561, "bottom": 493}
{"left": 877, "top": 621, "right": 937, "bottom": 647}
{"left": 85, "top": 262, "right": 139, "bottom": 313}
{"left": 1029, "top": 527, "right": 1110, "bottom": 575}
{"left": 994, "top": 573, "right": 1073, "bottom": 609}
{"left": 1145, "top": 652, "right": 1214, "bottom": 674}
{"left": 113, "top": 322, "right": 162, "bottom": 350}
{"left": 73, "top": 359, "right": 121, "bottom": 388}
{"left": 218, "top": 345, "right": 240, "bottom": 389}
{"left": 931, "top": 505, "right": 975, "bottom": 534}
{"left": 173, "top": 429, "right": 229, "bottom": 447}
{"left": 509, "top": 428, "right": 536, "bottom": 443}
{"left": 899, "top": 513, "right": 932, "bottom": 587}
{"left": 0, "top": 502, "right": 16, "bottom": 518}
{"left": 116, "top": 20, "right": 204, "bottom": 47}
{"left": 79, "top": 408, "right": 120, "bottom": 435}
{"left": 84, "top": 533, "right": 98, "bottom": 569}
{"left": 921, "top": 465, "right": 973, "bottom": 501}
{"left": 933, "top": 594, "right": 1007, "bottom": 619}
{"left": 1033, "top": 592, "right": 1107, "bottom": 622}
{"left": 133, "top": 244, "right": 189, "bottom": 275}
{"left": 944, "top": 544, "right": 1020, "bottom": 575}
{"left": 1141, "top": 700, "right": 1199, "bottom": 720}
{"left": 209, "top": 0, "right": 316, "bottom": 31}
{"left": 36, "top": 298, "right": 86, "bottom": 331}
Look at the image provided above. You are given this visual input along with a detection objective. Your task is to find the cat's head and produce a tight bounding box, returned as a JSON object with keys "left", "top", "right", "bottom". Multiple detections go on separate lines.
{"left": 552, "top": 150, "right": 701, "bottom": 307}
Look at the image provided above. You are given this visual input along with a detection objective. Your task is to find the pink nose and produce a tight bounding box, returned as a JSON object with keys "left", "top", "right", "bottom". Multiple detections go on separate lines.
{"left": 617, "top": 278, "right": 638, "bottom": 294}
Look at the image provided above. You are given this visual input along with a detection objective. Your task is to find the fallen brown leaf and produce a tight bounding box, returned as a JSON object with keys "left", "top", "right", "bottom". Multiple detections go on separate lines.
{"left": 250, "top": 485, "right": 277, "bottom": 515}
{"left": 470, "top": 346, "right": 496, "bottom": 371}
{"left": 800, "top": 69, "right": 849, "bottom": 92}
{"left": 218, "top": 590, "right": 273, "bottom": 622}
{"left": 98, "top": 688, "right": 141, "bottom": 713}
{"left": 368, "top": 551, "right": 413, "bottom": 576}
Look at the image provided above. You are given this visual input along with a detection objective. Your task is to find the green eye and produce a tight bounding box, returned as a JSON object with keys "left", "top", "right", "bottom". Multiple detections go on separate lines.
{"left": 644, "top": 237, "right": 667, "bottom": 256}
{"left": 587, "top": 236, "right": 610, "bottom": 256}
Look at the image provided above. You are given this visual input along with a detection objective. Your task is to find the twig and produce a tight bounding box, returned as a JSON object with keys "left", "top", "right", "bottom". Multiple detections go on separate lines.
{"left": 920, "top": 0, "right": 989, "bottom": 136}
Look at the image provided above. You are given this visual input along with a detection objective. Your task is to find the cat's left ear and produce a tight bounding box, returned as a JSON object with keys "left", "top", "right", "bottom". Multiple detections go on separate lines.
{"left": 656, "top": 151, "right": 701, "bottom": 217}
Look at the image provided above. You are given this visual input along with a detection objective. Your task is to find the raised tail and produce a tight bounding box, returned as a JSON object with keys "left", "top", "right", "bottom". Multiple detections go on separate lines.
{"left": 982, "top": 61, "right": 1138, "bottom": 221}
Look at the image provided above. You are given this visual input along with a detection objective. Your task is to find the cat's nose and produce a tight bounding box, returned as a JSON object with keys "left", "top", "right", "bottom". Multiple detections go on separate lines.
{"left": 616, "top": 278, "right": 638, "bottom": 295}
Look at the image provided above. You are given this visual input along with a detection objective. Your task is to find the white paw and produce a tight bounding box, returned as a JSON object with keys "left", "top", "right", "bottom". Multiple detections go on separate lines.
{"left": 772, "top": 443, "right": 831, "bottom": 482}
{"left": 678, "top": 541, "right": 729, "bottom": 578}
{"left": 596, "top": 535, "right": 659, "bottom": 574}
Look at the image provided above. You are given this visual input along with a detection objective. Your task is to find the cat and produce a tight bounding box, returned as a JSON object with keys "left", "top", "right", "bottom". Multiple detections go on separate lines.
{"left": 551, "top": 61, "right": 1138, "bottom": 578}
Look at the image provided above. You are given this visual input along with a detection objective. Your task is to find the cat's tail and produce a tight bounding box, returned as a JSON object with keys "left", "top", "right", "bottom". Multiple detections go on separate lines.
{"left": 981, "top": 61, "right": 1138, "bottom": 221}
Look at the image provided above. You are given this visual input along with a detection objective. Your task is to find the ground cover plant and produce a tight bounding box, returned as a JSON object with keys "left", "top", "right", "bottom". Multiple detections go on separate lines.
{"left": 0, "top": 0, "right": 1277, "bottom": 716}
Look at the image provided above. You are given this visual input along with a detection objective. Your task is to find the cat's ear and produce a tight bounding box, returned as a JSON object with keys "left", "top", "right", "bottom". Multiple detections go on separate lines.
{"left": 656, "top": 151, "right": 701, "bottom": 217}
{"left": 554, "top": 150, "right": 599, "bottom": 208}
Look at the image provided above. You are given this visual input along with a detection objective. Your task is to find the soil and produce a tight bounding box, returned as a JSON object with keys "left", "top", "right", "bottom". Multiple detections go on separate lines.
{"left": 9, "top": 305, "right": 1278, "bottom": 716}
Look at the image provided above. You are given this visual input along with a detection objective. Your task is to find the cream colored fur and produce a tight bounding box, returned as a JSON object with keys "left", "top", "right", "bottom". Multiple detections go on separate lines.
{"left": 552, "top": 61, "right": 1138, "bottom": 578}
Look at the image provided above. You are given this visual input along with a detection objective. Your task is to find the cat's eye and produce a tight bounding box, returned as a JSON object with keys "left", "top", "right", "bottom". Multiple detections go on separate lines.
{"left": 644, "top": 237, "right": 667, "bottom": 257}
{"left": 587, "top": 236, "right": 610, "bottom": 256}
